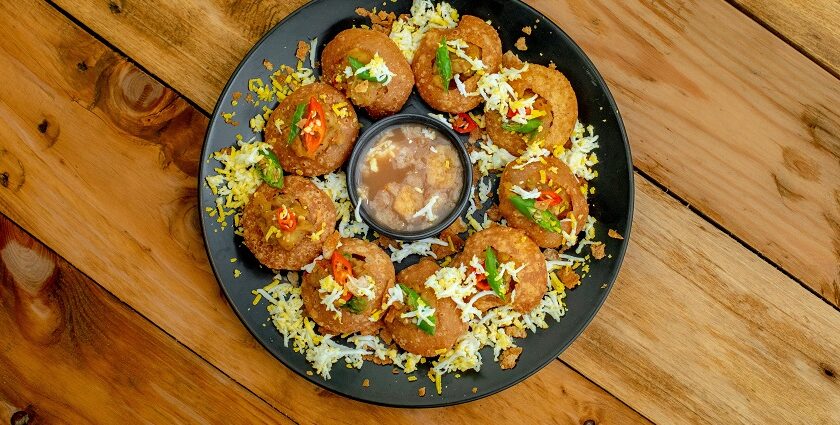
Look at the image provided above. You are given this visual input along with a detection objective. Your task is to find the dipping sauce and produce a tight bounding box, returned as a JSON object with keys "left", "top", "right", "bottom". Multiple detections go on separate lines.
{"left": 356, "top": 123, "right": 465, "bottom": 233}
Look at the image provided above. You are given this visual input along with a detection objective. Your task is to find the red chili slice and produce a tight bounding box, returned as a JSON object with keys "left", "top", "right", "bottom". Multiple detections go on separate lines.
{"left": 301, "top": 97, "right": 326, "bottom": 154}
{"left": 452, "top": 113, "right": 478, "bottom": 134}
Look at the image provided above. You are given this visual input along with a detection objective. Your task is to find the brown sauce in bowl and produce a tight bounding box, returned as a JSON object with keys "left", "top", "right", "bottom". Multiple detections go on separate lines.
{"left": 356, "top": 123, "right": 465, "bottom": 233}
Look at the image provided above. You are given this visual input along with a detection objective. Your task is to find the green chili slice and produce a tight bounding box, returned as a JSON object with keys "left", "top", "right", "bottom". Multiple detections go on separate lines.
{"left": 436, "top": 36, "right": 452, "bottom": 91}
{"left": 398, "top": 283, "right": 437, "bottom": 335}
{"left": 502, "top": 118, "right": 543, "bottom": 134}
{"left": 484, "top": 246, "right": 506, "bottom": 301}
{"left": 347, "top": 56, "right": 382, "bottom": 83}
{"left": 509, "top": 195, "right": 565, "bottom": 233}
{"left": 287, "top": 103, "right": 306, "bottom": 144}
{"left": 343, "top": 296, "right": 368, "bottom": 314}
{"left": 256, "top": 149, "right": 284, "bottom": 189}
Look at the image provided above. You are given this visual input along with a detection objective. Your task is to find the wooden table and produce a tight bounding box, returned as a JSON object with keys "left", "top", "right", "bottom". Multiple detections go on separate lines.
{"left": 1, "top": 0, "right": 838, "bottom": 423}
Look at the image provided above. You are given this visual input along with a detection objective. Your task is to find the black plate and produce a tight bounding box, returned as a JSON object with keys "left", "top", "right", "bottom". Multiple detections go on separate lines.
{"left": 198, "top": 0, "right": 633, "bottom": 407}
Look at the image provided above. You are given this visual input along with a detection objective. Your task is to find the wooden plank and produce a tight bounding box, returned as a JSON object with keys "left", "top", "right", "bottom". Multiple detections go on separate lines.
{"left": 49, "top": 0, "right": 840, "bottom": 306}
{"left": 563, "top": 179, "right": 840, "bottom": 424}
{"left": 0, "top": 219, "right": 290, "bottom": 423}
{"left": 0, "top": 1, "right": 650, "bottom": 423}
{"left": 1, "top": 4, "right": 838, "bottom": 424}
{"left": 728, "top": 0, "right": 840, "bottom": 76}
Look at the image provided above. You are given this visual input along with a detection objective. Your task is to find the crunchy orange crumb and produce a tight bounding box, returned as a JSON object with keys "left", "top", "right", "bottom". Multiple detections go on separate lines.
{"left": 418, "top": 387, "right": 427, "bottom": 397}
{"left": 499, "top": 347, "right": 523, "bottom": 370}
{"left": 591, "top": 242, "right": 606, "bottom": 260}
{"left": 471, "top": 387, "right": 478, "bottom": 394}
{"left": 608, "top": 229, "right": 624, "bottom": 240}
{"left": 295, "top": 40, "right": 310, "bottom": 62}
{"left": 522, "top": 26, "right": 532, "bottom": 35}
{"left": 515, "top": 37, "right": 528, "bottom": 51}
{"left": 559, "top": 266, "right": 581, "bottom": 289}
{"left": 262, "top": 59, "right": 274, "bottom": 71}
{"left": 362, "top": 379, "right": 370, "bottom": 388}
{"left": 505, "top": 326, "right": 527, "bottom": 339}
{"left": 548, "top": 61, "right": 557, "bottom": 70}
{"left": 392, "top": 368, "right": 400, "bottom": 375}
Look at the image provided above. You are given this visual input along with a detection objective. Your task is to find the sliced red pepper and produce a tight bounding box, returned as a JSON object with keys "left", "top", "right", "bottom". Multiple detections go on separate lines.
{"left": 331, "top": 251, "right": 354, "bottom": 287}
{"left": 506, "top": 107, "right": 532, "bottom": 119}
{"left": 537, "top": 190, "right": 563, "bottom": 207}
{"left": 275, "top": 207, "right": 297, "bottom": 232}
{"left": 452, "top": 113, "right": 478, "bottom": 134}
{"left": 469, "top": 266, "right": 490, "bottom": 291}
{"left": 301, "top": 97, "right": 326, "bottom": 154}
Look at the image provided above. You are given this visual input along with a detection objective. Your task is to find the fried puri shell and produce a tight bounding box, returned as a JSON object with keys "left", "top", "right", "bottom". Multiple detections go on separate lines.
{"left": 265, "top": 83, "right": 359, "bottom": 176}
{"left": 456, "top": 226, "right": 547, "bottom": 313}
{"left": 499, "top": 156, "right": 589, "bottom": 249}
{"left": 302, "top": 238, "right": 396, "bottom": 335}
{"left": 413, "top": 16, "right": 502, "bottom": 113}
{"left": 241, "top": 179, "right": 337, "bottom": 270}
{"left": 486, "top": 52, "right": 578, "bottom": 155}
{"left": 321, "top": 28, "right": 413, "bottom": 118}
{"left": 384, "top": 259, "right": 468, "bottom": 357}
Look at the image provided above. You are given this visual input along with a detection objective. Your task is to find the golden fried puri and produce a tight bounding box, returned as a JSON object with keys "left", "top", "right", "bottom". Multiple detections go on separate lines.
{"left": 321, "top": 28, "right": 414, "bottom": 118}
{"left": 384, "top": 259, "right": 468, "bottom": 356}
{"left": 241, "top": 179, "right": 337, "bottom": 270}
{"left": 456, "top": 226, "right": 547, "bottom": 313}
{"left": 265, "top": 82, "right": 359, "bottom": 177}
{"left": 486, "top": 52, "right": 578, "bottom": 155}
{"left": 413, "top": 16, "right": 502, "bottom": 113}
{"left": 499, "top": 156, "right": 589, "bottom": 249}
{"left": 302, "top": 238, "right": 396, "bottom": 335}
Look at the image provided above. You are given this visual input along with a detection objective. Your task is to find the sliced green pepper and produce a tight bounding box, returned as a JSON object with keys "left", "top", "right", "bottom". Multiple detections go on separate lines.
{"left": 436, "top": 36, "right": 452, "bottom": 91}
{"left": 287, "top": 103, "right": 306, "bottom": 144}
{"left": 502, "top": 118, "right": 543, "bottom": 134}
{"left": 484, "top": 247, "right": 506, "bottom": 301}
{"left": 256, "top": 149, "right": 284, "bottom": 189}
{"left": 398, "top": 283, "right": 437, "bottom": 335}
{"left": 348, "top": 56, "right": 383, "bottom": 83}
{"left": 509, "top": 195, "right": 565, "bottom": 233}
{"left": 343, "top": 296, "right": 368, "bottom": 314}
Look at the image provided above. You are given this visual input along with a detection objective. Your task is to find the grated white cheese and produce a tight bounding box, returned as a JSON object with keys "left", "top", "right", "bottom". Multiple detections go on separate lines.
{"left": 427, "top": 113, "right": 453, "bottom": 129}
{"left": 510, "top": 185, "right": 541, "bottom": 199}
{"left": 389, "top": 0, "right": 460, "bottom": 62}
{"left": 557, "top": 121, "right": 600, "bottom": 180}
{"left": 318, "top": 275, "right": 346, "bottom": 320}
{"left": 470, "top": 135, "right": 516, "bottom": 175}
{"left": 412, "top": 195, "right": 440, "bottom": 222}
{"left": 311, "top": 172, "right": 369, "bottom": 237}
{"left": 388, "top": 238, "right": 449, "bottom": 262}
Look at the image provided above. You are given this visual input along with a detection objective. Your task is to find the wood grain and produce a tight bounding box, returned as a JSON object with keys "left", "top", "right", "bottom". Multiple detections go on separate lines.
{"left": 0, "top": 1, "right": 648, "bottom": 424}
{"left": 1, "top": 3, "right": 838, "bottom": 423}
{"left": 49, "top": 0, "right": 840, "bottom": 306}
{"left": 728, "top": 0, "right": 840, "bottom": 76}
{"left": 0, "top": 218, "right": 290, "bottom": 423}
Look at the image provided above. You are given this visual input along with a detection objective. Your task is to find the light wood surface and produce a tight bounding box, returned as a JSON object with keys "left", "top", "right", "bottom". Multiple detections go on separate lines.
{"left": 0, "top": 1, "right": 650, "bottom": 424}
{"left": 1, "top": 0, "right": 838, "bottom": 423}
{"left": 729, "top": 0, "right": 840, "bottom": 76}
{"left": 51, "top": 0, "right": 840, "bottom": 306}
{"left": 0, "top": 216, "right": 290, "bottom": 423}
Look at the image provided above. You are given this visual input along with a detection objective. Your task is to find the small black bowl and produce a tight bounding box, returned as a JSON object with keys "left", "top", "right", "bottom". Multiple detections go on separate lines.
{"left": 346, "top": 114, "right": 473, "bottom": 241}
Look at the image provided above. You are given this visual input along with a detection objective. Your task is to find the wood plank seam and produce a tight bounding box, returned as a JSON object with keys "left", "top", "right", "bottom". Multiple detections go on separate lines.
{"left": 42, "top": 0, "right": 212, "bottom": 116}
{"left": 559, "top": 359, "right": 658, "bottom": 424}
{"left": 0, "top": 211, "right": 303, "bottom": 425}
{"left": 722, "top": 0, "right": 840, "bottom": 80}
{"left": 40, "top": 0, "right": 838, "bottom": 315}
{"left": 635, "top": 167, "right": 840, "bottom": 314}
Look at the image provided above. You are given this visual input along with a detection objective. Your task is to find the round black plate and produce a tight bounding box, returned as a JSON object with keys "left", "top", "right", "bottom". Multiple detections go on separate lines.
{"left": 199, "top": 0, "right": 633, "bottom": 407}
